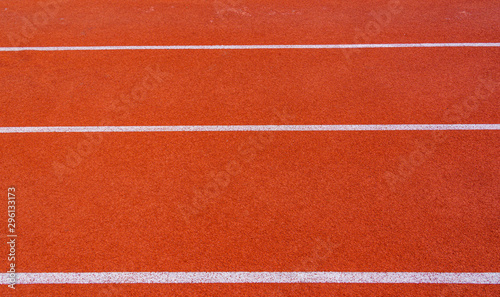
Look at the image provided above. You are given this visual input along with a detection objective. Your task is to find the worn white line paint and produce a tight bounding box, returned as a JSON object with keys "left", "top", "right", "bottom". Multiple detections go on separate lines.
{"left": 0, "top": 124, "right": 499, "bottom": 133}
{"left": 2, "top": 272, "right": 500, "bottom": 284}
{"left": 0, "top": 43, "right": 499, "bottom": 51}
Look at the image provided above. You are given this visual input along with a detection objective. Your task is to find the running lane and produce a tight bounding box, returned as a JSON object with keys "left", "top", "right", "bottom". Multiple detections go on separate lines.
{"left": 0, "top": 0, "right": 498, "bottom": 46}
{"left": 0, "top": 130, "right": 499, "bottom": 296}
{"left": 0, "top": 48, "right": 498, "bottom": 127}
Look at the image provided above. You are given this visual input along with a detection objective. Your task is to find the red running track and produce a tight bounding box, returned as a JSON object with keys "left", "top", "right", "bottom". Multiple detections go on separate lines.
{"left": 0, "top": 0, "right": 499, "bottom": 296}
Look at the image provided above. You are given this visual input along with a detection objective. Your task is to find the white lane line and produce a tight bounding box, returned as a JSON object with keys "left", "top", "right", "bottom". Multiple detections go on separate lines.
{"left": 0, "top": 43, "right": 499, "bottom": 51}
{"left": 0, "top": 124, "right": 499, "bottom": 133}
{"left": 2, "top": 272, "right": 499, "bottom": 284}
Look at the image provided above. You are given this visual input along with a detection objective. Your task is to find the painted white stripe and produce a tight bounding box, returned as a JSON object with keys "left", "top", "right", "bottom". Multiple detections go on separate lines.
{"left": 2, "top": 272, "right": 499, "bottom": 284}
{"left": 0, "top": 124, "right": 499, "bottom": 133}
{"left": 0, "top": 43, "right": 499, "bottom": 51}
